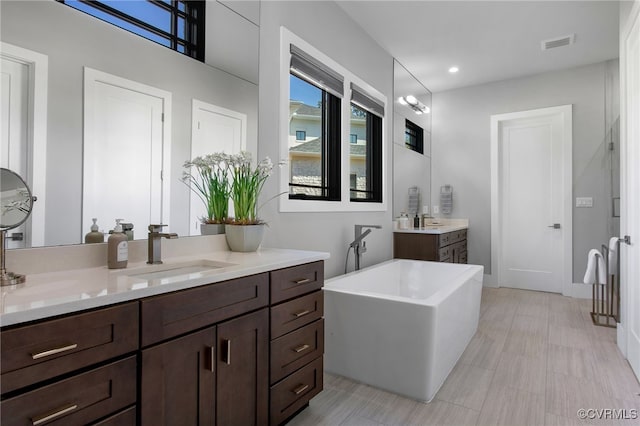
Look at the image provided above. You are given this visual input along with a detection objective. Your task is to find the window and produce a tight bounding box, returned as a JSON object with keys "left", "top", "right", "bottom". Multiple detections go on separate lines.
{"left": 57, "top": 0, "right": 205, "bottom": 61}
{"left": 295, "top": 130, "right": 306, "bottom": 141}
{"left": 281, "top": 29, "right": 388, "bottom": 212}
{"left": 350, "top": 85, "right": 383, "bottom": 202}
{"left": 405, "top": 119, "right": 424, "bottom": 154}
{"left": 288, "top": 46, "right": 342, "bottom": 201}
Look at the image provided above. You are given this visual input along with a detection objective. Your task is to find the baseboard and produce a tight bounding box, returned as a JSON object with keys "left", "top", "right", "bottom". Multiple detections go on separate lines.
{"left": 567, "top": 282, "right": 593, "bottom": 299}
{"left": 483, "top": 274, "right": 498, "bottom": 288}
{"left": 617, "top": 322, "right": 627, "bottom": 356}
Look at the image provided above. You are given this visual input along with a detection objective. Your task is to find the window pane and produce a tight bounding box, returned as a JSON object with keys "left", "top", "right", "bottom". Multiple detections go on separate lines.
{"left": 289, "top": 74, "right": 324, "bottom": 197}
{"left": 65, "top": 0, "right": 171, "bottom": 46}
{"left": 350, "top": 104, "right": 368, "bottom": 200}
{"left": 101, "top": 0, "right": 171, "bottom": 33}
{"left": 177, "top": 16, "right": 186, "bottom": 39}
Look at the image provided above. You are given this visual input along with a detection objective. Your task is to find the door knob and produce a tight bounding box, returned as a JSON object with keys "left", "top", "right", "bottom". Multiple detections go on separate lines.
{"left": 548, "top": 223, "right": 561, "bottom": 229}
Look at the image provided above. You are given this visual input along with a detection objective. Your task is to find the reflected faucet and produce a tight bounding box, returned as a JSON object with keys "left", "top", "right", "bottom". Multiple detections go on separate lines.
{"left": 147, "top": 224, "right": 178, "bottom": 265}
{"left": 350, "top": 225, "right": 382, "bottom": 271}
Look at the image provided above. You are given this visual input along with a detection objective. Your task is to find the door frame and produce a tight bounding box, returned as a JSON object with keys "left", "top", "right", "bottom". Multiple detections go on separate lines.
{"left": 490, "top": 105, "right": 573, "bottom": 295}
{"left": 619, "top": 0, "right": 640, "bottom": 376}
{"left": 1, "top": 42, "right": 48, "bottom": 247}
{"left": 83, "top": 67, "right": 172, "bottom": 235}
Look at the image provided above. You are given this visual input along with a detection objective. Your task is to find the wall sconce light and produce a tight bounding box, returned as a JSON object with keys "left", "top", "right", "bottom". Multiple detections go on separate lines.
{"left": 397, "top": 95, "right": 430, "bottom": 115}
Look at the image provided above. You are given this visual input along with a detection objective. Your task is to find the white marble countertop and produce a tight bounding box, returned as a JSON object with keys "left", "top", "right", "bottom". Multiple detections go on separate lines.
{"left": 1, "top": 248, "right": 330, "bottom": 327}
{"left": 393, "top": 218, "right": 469, "bottom": 235}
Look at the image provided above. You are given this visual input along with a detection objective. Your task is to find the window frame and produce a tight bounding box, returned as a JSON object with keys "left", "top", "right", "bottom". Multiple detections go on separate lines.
{"left": 280, "top": 27, "right": 388, "bottom": 213}
{"left": 349, "top": 133, "right": 358, "bottom": 144}
{"left": 295, "top": 130, "right": 306, "bottom": 141}
{"left": 57, "top": 0, "right": 205, "bottom": 61}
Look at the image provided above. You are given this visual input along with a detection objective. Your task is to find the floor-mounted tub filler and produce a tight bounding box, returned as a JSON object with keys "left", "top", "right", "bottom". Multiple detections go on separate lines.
{"left": 324, "top": 259, "right": 484, "bottom": 402}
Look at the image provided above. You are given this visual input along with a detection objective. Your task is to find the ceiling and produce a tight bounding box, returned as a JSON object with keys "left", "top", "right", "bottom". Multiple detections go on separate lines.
{"left": 337, "top": 1, "right": 620, "bottom": 93}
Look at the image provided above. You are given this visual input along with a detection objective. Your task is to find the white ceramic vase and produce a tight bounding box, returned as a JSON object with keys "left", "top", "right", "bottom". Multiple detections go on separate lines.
{"left": 200, "top": 223, "right": 225, "bottom": 235}
{"left": 225, "top": 224, "right": 265, "bottom": 252}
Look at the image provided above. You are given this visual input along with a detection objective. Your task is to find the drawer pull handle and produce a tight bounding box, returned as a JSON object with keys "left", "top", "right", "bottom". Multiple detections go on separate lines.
{"left": 293, "top": 309, "right": 310, "bottom": 318}
{"left": 293, "top": 344, "right": 310, "bottom": 353}
{"left": 292, "top": 384, "right": 309, "bottom": 395}
{"left": 31, "top": 344, "right": 78, "bottom": 360}
{"left": 293, "top": 278, "right": 311, "bottom": 285}
{"left": 32, "top": 404, "right": 78, "bottom": 425}
{"left": 222, "top": 339, "right": 231, "bottom": 365}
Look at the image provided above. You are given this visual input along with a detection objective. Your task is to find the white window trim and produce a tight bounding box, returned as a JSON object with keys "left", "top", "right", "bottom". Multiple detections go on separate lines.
{"left": 279, "top": 27, "right": 388, "bottom": 213}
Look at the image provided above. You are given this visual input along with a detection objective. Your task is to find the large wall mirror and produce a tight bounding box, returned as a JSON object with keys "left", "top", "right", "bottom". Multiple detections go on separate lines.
{"left": 0, "top": 0, "right": 259, "bottom": 248}
{"left": 392, "top": 59, "right": 432, "bottom": 218}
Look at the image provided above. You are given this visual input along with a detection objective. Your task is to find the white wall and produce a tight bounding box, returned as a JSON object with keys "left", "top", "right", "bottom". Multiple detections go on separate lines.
{"left": 432, "top": 61, "right": 617, "bottom": 283}
{"left": 258, "top": 1, "right": 394, "bottom": 278}
{"left": 0, "top": 0, "right": 258, "bottom": 245}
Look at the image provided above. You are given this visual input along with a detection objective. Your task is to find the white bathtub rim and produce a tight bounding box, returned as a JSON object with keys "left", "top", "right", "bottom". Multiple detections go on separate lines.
{"left": 326, "top": 259, "right": 484, "bottom": 307}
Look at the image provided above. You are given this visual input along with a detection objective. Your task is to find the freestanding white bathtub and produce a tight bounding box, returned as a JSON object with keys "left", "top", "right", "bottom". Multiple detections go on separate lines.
{"left": 324, "top": 259, "right": 484, "bottom": 402}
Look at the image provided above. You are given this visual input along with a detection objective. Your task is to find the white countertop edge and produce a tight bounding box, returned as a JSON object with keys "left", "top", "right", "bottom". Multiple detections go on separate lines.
{"left": 0, "top": 248, "right": 330, "bottom": 328}
{"left": 393, "top": 224, "right": 468, "bottom": 234}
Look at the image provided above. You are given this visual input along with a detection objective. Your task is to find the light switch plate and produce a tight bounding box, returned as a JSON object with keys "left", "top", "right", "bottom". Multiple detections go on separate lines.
{"left": 576, "top": 197, "right": 593, "bottom": 208}
{"left": 433, "top": 205, "right": 439, "bottom": 214}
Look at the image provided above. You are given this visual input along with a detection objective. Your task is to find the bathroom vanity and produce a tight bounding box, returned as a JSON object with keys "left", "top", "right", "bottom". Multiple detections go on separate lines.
{"left": 0, "top": 247, "right": 327, "bottom": 426}
{"left": 393, "top": 219, "right": 468, "bottom": 263}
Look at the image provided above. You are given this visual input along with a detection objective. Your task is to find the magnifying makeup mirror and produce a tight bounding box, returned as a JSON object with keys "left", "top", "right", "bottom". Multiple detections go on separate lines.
{"left": 1, "top": 168, "right": 35, "bottom": 286}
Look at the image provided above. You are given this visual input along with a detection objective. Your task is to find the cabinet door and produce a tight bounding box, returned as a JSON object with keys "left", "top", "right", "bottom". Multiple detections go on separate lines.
{"left": 141, "top": 327, "right": 216, "bottom": 426}
{"left": 217, "top": 308, "right": 268, "bottom": 426}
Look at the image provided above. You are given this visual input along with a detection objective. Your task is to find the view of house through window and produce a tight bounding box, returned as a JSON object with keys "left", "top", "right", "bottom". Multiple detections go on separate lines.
{"left": 58, "top": 0, "right": 205, "bottom": 60}
{"left": 289, "top": 74, "right": 338, "bottom": 199}
{"left": 349, "top": 105, "right": 368, "bottom": 199}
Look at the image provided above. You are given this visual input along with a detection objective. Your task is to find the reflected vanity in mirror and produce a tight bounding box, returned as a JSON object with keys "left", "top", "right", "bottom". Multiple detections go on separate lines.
{"left": 0, "top": 0, "right": 259, "bottom": 249}
{"left": 392, "top": 59, "right": 433, "bottom": 219}
{"left": 0, "top": 168, "right": 35, "bottom": 285}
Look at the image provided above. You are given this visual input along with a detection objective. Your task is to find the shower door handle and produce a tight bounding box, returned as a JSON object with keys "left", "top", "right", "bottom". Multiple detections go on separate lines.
{"left": 548, "top": 223, "right": 561, "bottom": 229}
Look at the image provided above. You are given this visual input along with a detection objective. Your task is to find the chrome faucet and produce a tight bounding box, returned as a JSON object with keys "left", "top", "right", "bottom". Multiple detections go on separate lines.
{"left": 147, "top": 224, "right": 178, "bottom": 264}
{"left": 350, "top": 224, "right": 382, "bottom": 271}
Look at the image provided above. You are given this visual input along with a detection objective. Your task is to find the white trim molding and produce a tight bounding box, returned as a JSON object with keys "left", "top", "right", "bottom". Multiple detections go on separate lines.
{"left": 0, "top": 42, "right": 48, "bottom": 247}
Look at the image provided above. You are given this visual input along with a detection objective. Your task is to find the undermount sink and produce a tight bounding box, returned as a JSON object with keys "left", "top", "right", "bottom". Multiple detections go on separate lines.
{"left": 119, "top": 259, "right": 237, "bottom": 281}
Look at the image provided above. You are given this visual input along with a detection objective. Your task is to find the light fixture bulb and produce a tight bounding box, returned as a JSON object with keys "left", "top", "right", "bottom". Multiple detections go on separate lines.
{"left": 405, "top": 95, "right": 418, "bottom": 105}
{"left": 398, "top": 96, "right": 408, "bottom": 105}
{"left": 414, "top": 110, "right": 423, "bottom": 115}
{"left": 424, "top": 106, "right": 431, "bottom": 114}
{"left": 448, "top": 66, "right": 459, "bottom": 73}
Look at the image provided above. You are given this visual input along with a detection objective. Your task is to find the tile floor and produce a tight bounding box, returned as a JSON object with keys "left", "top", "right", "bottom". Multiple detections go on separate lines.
{"left": 290, "top": 287, "right": 640, "bottom": 426}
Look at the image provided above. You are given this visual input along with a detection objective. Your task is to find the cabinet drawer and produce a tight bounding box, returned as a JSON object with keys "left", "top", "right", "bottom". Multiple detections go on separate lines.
{"left": 1, "top": 356, "right": 136, "bottom": 426}
{"left": 1, "top": 302, "right": 138, "bottom": 394}
{"left": 141, "top": 273, "right": 268, "bottom": 346}
{"left": 270, "top": 262, "right": 323, "bottom": 304}
{"left": 270, "top": 356, "right": 323, "bottom": 426}
{"left": 271, "top": 291, "right": 323, "bottom": 339}
{"left": 439, "top": 233, "right": 451, "bottom": 248}
{"left": 270, "top": 319, "right": 324, "bottom": 384}
{"left": 438, "top": 247, "right": 450, "bottom": 260}
{"left": 92, "top": 406, "right": 136, "bottom": 426}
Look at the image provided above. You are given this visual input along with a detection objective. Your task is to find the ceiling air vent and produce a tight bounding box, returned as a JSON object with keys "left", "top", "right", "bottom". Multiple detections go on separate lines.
{"left": 541, "top": 34, "right": 575, "bottom": 51}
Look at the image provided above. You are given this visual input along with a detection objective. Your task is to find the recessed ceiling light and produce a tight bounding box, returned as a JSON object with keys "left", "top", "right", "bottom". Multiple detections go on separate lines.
{"left": 448, "top": 66, "right": 459, "bottom": 73}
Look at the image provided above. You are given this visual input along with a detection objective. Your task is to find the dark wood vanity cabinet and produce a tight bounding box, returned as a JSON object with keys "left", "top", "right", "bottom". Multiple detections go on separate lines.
{"left": 269, "top": 261, "right": 325, "bottom": 425}
{"left": 394, "top": 229, "right": 468, "bottom": 263}
{"left": 0, "top": 260, "right": 324, "bottom": 426}
{"left": 0, "top": 302, "right": 139, "bottom": 425}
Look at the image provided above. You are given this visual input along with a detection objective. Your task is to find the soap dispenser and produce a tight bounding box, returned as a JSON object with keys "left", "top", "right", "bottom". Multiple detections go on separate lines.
{"left": 108, "top": 219, "right": 128, "bottom": 269}
{"left": 85, "top": 218, "right": 104, "bottom": 244}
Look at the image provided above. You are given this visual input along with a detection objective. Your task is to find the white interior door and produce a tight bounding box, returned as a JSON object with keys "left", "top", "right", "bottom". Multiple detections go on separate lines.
{"left": 84, "top": 68, "right": 171, "bottom": 238}
{"left": 621, "top": 2, "right": 640, "bottom": 379}
{"left": 189, "top": 100, "right": 246, "bottom": 235}
{"left": 1, "top": 55, "right": 28, "bottom": 249}
{"left": 491, "top": 105, "right": 572, "bottom": 294}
